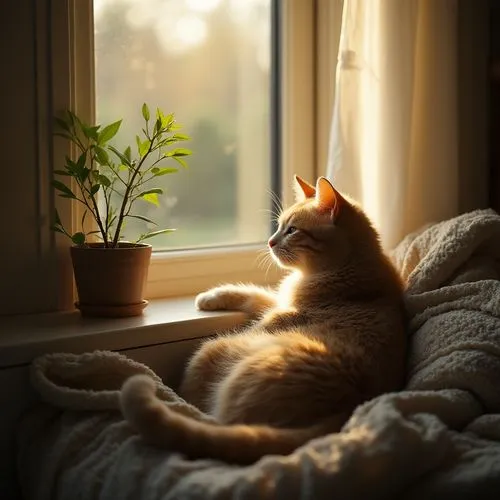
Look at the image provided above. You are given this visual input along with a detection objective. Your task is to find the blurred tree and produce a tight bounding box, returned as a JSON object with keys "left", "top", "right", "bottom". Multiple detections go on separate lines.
{"left": 94, "top": 0, "right": 270, "bottom": 248}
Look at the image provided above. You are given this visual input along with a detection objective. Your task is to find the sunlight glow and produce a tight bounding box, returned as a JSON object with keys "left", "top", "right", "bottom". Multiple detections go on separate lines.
{"left": 154, "top": 15, "right": 207, "bottom": 54}
{"left": 186, "top": 0, "right": 222, "bottom": 13}
{"left": 360, "top": 4, "right": 381, "bottom": 229}
{"left": 93, "top": 0, "right": 107, "bottom": 20}
{"left": 276, "top": 271, "right": 302, "bottom": 310}
{"left": 175, "top": 16, "right": 207, "bottom": 48}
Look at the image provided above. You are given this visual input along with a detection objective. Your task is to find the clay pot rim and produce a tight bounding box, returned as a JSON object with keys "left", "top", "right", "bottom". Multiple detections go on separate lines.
{"left": 71, "top": 242, "right": 152, "bottom": 251}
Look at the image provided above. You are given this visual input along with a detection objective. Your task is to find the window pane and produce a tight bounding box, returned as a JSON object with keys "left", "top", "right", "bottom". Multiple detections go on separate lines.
{"left": 94, "top": 0, "right": 273, "bottom": 250}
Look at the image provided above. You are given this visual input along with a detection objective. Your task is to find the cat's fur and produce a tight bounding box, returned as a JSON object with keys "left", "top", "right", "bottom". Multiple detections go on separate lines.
{"left": 121, "top": 176, "right": 407, "bottom": 464}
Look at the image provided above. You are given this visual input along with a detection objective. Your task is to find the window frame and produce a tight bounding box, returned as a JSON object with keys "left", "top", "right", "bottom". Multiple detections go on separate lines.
{"left": 54, "top": 0, "right": 323, "bottom": 302}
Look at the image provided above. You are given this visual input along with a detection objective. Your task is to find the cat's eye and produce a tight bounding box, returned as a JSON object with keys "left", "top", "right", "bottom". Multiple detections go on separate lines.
{"left": 285, "top": 226, "right": 297, "bottom": 236}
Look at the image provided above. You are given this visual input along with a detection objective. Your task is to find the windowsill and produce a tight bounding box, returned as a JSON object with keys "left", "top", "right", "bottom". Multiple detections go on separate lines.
{"left": 0, "top": 297, "right": 248, "bottom": 369}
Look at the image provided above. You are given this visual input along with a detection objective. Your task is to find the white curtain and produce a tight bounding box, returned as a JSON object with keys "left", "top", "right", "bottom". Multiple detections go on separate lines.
{"left": 327, "top": 0, "right": 464, "bottom": 249}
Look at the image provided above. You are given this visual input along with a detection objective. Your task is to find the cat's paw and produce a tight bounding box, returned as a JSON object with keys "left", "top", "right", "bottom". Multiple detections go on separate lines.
{"left": 195, "top": 289, "right": 229, "bottom": 311}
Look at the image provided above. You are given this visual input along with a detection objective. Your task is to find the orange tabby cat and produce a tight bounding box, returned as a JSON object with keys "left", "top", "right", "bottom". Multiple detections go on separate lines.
{"left": 121, "top": 176, "right": 407, "bottom": 464}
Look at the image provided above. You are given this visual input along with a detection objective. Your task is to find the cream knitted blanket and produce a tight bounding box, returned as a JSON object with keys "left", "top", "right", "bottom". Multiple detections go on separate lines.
{"left": 18, "top": 209, "right": 500, "bottom": 499}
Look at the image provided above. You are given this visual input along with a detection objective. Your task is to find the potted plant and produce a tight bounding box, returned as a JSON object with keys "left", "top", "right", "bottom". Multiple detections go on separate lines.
{"left": 52, "top": 103, "right": 192, "bottom": 317}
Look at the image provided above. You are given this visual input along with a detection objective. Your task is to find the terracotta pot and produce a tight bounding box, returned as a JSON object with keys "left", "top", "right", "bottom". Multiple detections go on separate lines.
{"left": 70, "top": 242, "right": 152, "bottom": 317}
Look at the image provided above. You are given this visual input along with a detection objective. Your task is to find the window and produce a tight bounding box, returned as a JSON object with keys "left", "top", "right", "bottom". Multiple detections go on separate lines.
{"left": 94, "top": 0, "right": 274, "bottom": 250}
{"left": 56, "top": 0, "right": 319, "bottom": 300}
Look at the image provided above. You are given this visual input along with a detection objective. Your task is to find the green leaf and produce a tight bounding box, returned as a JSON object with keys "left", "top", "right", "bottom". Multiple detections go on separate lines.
{"left": 139, "top": 188, "right": 164, "bottom": 196}
{"left": 52, "top": 225, "right": 66, "bottom": 235}
{"left": 82, "top": 125, "right": 100, "bottom": 141}
{"left": 52, "top": 180, "right": 76, "bottom": 198}
{"left": 141, "top": 193, "right": 159, "bottom": 206}
{"left": 71, "top": 232, "right": 86, "bottom": 245}
{"left": 90, "top": 184, "right": 100, "bottom": 196}
{"left": 66, "top": 110, "right": 78, "bottom": 127}
{"left": 141, "top": 103, "right": 150, "bottom": 121}
{"left": 135, "top": 135, "right": 142, "bottom": 153}
{"left": 69, "top": 152, "right": 88, "bottom": 183}
{"left": 151, "top": 167, "right": 178, "bottom": 176}
{"left": 80, "top": 167, "right": 90, "bottom": 183}
{"left": 94, "top": 146, "right": 109, "bottom": 165}
{"left": 65, "top": 161, "right": 79, "bottom": 177}
{"left": 137, "top": 187, "right": 164, "bottom": 206}
{"left": 98, "top": 120, "right": 121, "bottom": 144}
{"left": 54, "top": 169, "right": 70, "bottom": 176}
{"left": 54, "top": 132, "right": 74, "bottom": 142}
{"left": 154, "top": 117, "right": 162, "bottom": 133}
{"left": 54, "top": 209, "right": 62, "bottom": 226}
{"left": 164, "top": 148, "right": 191, "bottom": 157}
{"left": 157, "top": 137, "right": 177, "bottom": 147}
{"left": 172, "top": 133, "right": 190, "bottom": 141}
{"left": 124, "top": 146, "right": 131, "bottom": 161}
{"left": 108, "top": 145, "right": 131, "bottom": 167}
{"left": 172, "top": 156, "right": 188, "bottom": 169}
{"left": 76, "top": 151, "right": 87, "bottom": 170}
{"left": 164, "top": 113, "right": 174, "bottom": 128}
{"left": 136, "top": 228, "right": 176, "bottom": 242}
{"left": 98, "top": 174, "right": 111, "bottom": 187}
{"left": 54, "top": 117, "right": 70, "bottom": 132}
{"left": 139, "top": 139, "right": 151, "bottom": 157}
{"left": 156, "top": 109, "right": 164, "bottom": 125}
{"left": 128, "top": 214, "right": 157, "bottom": 225}
{"left": 156, "top": 109, "right": 175, "bottom": 129}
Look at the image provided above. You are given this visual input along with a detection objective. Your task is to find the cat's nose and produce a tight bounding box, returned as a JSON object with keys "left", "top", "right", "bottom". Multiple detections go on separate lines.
{"left": 268, "top": 238, "right": 277, "bottom": 248}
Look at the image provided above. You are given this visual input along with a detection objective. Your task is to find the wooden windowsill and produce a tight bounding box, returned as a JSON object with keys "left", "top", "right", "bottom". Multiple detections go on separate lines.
{"left": 0, "top": 297, "right": 247, "bottom": 369}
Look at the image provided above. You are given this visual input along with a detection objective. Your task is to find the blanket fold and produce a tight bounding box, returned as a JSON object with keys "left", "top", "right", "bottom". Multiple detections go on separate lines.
{"left": 18, "top": 209, "right": 500, "bottom": 499}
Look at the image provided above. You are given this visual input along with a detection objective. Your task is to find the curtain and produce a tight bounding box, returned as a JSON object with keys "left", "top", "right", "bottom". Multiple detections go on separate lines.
{"left": 327, "top": 0, "right": 486, "bottom": 249}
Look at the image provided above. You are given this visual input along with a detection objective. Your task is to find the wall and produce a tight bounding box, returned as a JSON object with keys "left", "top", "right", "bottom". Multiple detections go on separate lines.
{"left": 457, "top": 0, "right": 490, "bottom": 214}
{"left": 0, "top": 0, "right": 74, "bottom": 315}
{"left": 490, "top": 0, "right": 500, "bottom": 212}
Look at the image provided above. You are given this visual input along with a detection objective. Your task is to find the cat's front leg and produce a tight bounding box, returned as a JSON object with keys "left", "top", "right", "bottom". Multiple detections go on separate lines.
{"left": 196, "top": 284, "right": 277, "bottom": 316}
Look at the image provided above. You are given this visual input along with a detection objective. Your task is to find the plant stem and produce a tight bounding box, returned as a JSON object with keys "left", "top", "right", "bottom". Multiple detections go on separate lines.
{"left": 72, "top": 189, "right": 105, "bottom": 241}
{"left": 85, "top": 153, "right": 109, "bottom": 247}
{"left": 92, "top": 195, "right": 108, "bottom": 246}
{"left": 111, "top": 134, "right": 157, "bottom": 247}
{"left": 103, "top": 186, "right": 111, "bottom": 241}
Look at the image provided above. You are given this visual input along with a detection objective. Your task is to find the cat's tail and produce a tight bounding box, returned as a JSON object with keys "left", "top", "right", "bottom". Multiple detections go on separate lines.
{"left": 120, "top": 375, "right": 347, "bottom": 464}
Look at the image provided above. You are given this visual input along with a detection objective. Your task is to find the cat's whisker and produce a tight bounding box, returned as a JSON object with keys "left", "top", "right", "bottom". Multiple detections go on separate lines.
{"left": 267, "top": 189, "right": 283, "bottom": 216}
{"left": 258, "top": 208, "right": 280, "bottom": 223}
{"left": 254, "top": 248, "right": 275, "bottom": 278}
{"left": 270, "top": 199, "right": 282, "bottom": 217}
{"left": 256, "top": 254, "right": 266, "bottom": 269}
{"left": 255, "top": 249, "right": 268, "bottom": 268}
{"left": 255, "top": 247, "right": 277, "bottom": 278}
{"left": 256, "top": 250, "right": 274, "bottom": 272}
{"left": 264, "top": 258, "right": 275, "bottom": 279}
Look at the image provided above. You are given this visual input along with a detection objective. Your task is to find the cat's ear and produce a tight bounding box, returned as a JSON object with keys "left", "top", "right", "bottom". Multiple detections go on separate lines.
{"left": 294, "top": 175, "right": 316, "bottom": 201}
{"left": 315, "top": 177, "right": 344, "bottom": 219}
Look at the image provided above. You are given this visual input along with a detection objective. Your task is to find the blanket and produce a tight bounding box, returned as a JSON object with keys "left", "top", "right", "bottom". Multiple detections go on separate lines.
{"left": 17, "top": 209, "right": 500, "bottom": 500}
